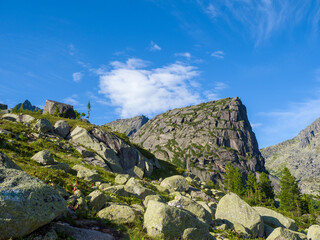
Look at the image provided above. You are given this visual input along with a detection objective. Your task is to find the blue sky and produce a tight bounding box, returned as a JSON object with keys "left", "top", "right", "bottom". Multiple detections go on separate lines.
{"left": 1, "top": 0, "right": 320, "bottom": 148}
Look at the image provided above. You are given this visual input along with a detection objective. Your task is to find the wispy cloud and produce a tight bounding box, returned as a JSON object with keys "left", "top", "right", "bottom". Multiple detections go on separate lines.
{"left": 211, "top": 50, "right": 224, "bottom": 59}
{"left": 98, "top": 58, "right": 201, "bottom": 118}
{"left": 68, "top": 44, "right": 76, "bottom": 56}
{"left": 175, "top": 52, "right": 191, "bottom": 59}
{"left": 205, "top": 3, "right": 218, "bottom": 18}
{"left": 204, "top": 82, "right": 228, "bottom": 100}
{"left": 72, "top": 72, "right": 83, "bottom": 82}
{"left": 251, "top": 123, "right": 262, "bottom": 129}
{"left": 150, "top": 41, "right": 162, "bottom": 51}
{"left": 63, "top": 94, "right": 82, "bottom": 106}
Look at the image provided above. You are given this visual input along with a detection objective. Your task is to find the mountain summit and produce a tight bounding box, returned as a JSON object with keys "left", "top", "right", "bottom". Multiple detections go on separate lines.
{"left": 133, "top": 97, "right": 265, "bottom": 183}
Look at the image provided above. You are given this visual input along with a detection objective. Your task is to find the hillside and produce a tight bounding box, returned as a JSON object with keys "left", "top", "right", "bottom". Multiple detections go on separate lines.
{"left": 261, "top": 117, "right": 320, "bottom": 195}
{"left": 133, "top": 97, "right": 265, "bottom": 183}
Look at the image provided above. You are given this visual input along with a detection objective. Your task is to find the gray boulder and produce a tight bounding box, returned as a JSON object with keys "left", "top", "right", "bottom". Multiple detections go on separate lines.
{"left": 50, "top": 222, "right": 114, "bottom": 240}
{"left": 1, "top": 113, "right": 19, "bottom": 122}
{"left": 43, "top": 100, "right": 76, "bottom": 119}
{"left": 31, "top": 150, "right": 55, "bottom": 165}
{"left": 160, "top": 175, "right": 189, "bottom": 192}
{"left": 115, "top": 174, "right": 130, "bottom": 185}
{"left": 143, "top": 194, "right": 165, "bottom": 207}
{"left": 54, "top": 120, "right": 70, "bottom": 138}
{"left": 97, "top": 203, "right": 140, "bottom": 224}
{"left": 307, "top": 225, "right": 320, "bottom": 240}
{"left": 215, "top": 193, "right": 264, "bottom": 238}
{"left": 144, "top": 200, "right": 209, "bottom": 240}
{"left": 72, "top": 164, "right": 101, "bottom": 182}
{"left": 87, "top": 190, "right": 110, "bottom": 212}
{"left": 0, "top": 152, "right": 22, "bottom": 170}
{"left": 0, "top": 168, "right": 66, "bottom": 239}
{"left": 253, "top": 206, "right": 297, "bottom": 231}
{"left": 266, "top": 227, "right": 307, "bottom": 240}
{"left": 34, "top": 119, "right": 53, "bottom": 133}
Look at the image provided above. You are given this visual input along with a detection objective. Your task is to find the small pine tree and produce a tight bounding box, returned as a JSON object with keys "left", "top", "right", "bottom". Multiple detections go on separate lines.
{"left": 54, "top": 105, "right": 60, "bottom": 116}
{"left": 87, "top": 101, "right": 91, "bottom": 120}
{"left": 224, "top": 162, "right": 234, "bottom": 192}
{"left": 279, "top": 167, "right": 301, "bottom": 213}
{"left": 19, "top": 104, "right": 24, "bottom": 112}
{"left": 246, "top": 171, "right": 258, "bottom": 198}
{"left": 233, "top": 168, "right": 245, "bottom": 196}
{"left": 258, "top": 172, "right": 275, "bottom": 206}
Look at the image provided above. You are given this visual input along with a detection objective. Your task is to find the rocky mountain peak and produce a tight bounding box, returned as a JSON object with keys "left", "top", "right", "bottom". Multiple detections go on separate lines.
{"left": 296, "top": 117, "right": 320, "bottom": 148}
{"left": 133, "top": 97, "right": 265, "bottom": 183}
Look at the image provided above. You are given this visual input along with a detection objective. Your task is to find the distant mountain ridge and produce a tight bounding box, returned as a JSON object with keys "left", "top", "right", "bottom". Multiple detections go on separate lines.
{"left": 14, "top": 100, "right": 41, "bottom": 112}
{"left": 105, "top": 115, "right": 149, "bottom": 137}
{"left": 261, "top": 117, "right": 320, "bottom": 195}
{"left": 132, "top": 97, "right": 266, "bottom": 184}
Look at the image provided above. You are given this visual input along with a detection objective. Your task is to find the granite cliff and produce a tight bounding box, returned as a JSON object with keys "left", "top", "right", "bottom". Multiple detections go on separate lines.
{"left": 261, "top": 117, "right": 320, "bottom": 195}
{"left": 133, "top": 97, "right": 265, "bottom": 183}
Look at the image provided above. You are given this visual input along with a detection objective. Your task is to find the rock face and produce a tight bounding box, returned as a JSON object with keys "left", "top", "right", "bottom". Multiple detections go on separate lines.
{"left": 0, "top": 168, "right": 66, "bottom": 239}
{"left": 14, "top": 99, "right": 40, "bottom": 112}
{"left": 215, "top": 193, "right": 264, "bottom": 238}
{"left": 43, "top": 100, "right": 76, "bottom": 119}
{"left": 261, "top": 117, "right": 320, "bottom": 195}
{"left": 0, "top": 152, "right": 22, "bottom": 170}
{"left": 266, "top": 227, "right": 307, "bottom": 240}
{"left": 143, "top": 200, "right": 210, "bottom": 240}
{"left": 0, "top": 103, "right": 8, "bottom": 110}
{"left": 105, "top": 115, "right": 149, "bottom": 137}
{"left": 133, "top": 97, "right": 265, "bottom": 182}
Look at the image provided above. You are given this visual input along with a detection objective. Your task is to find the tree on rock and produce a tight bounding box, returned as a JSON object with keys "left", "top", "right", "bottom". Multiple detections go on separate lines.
{"left": 224, "top": 162, "right": 245, "bottom": 196}
{"left": 279, "top": 167, "right": 301, "bottom": 213}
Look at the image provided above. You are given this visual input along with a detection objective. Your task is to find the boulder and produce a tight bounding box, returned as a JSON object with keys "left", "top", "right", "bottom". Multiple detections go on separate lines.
{"left": 115, "top": 174, "right": 130, "bottom": 185}
{"left": 1, "top": 113, "right": 19, "bottom": 122}
{"left": 50, "top": 221, "right": 114, "bottom": 240}
{"left": 0, "top": 152, "right": 22, "bottom": 170}
{"left": 143, "top": 194, "right": 165, "bottom": 207}
{"left": 72, "top": 165, "right": 101, "bottom": 182}
{"left": 97, "top": 203, "right": 140, "bottom": 224}
{"left": 19, "top": 114, "right": 35, "bottom": 123}
{"left": 127, "top": 165, "right": 144, "bottom": 179}
{"left": 143, "top": 200, "right": 209, "bottom": 240}
{"left": 266, "top": 227, "right": 307, "bottom": 240}
{"left": 124, "top": 178, "right": 156, "bottom": 199}
{"left": 160, "top": 175, "right": 189, "bottom": 192}
{"left": 87, "top": 190, "right": 110, "bottom": 212}
{"left": 0, "top": 168, "right": 66, "bottom": 239}
{"left": 43, "top": 100, "right": 76, "bottom": 119}
{"left": 307, "top": 225, "right": 320, "bottom": 240}
{"left": 31, "top": 150, "right": 55, "bottom": 165}
{"left": 45, "top": 162, "right": 72, "bottom": 173}
{"left": 54, "top": 120, "right": 70, "bottom": 138}
{"left": 182, "top": 227, "right": 214, "bottom": 240}
{"left": 215, "top": 193, "right": 264, "bottom": 238}
{"left": 253, "top": 206, "right": 297, "bottom": 230}
{"left": 168, "top": 196, "right": 213, "bottom": 225}
{"left": 34, "top": 119, "right": 53, "bottom": 133}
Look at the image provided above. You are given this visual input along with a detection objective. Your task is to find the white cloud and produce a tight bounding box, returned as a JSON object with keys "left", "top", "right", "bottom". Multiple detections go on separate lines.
{"left": 205, "top": 3, "right": 218, "bottom": 18}
{"left": 175, "top": 52, "right": 192, "bottom": 59}
{"left": 150, "top": 41, "right": 162, "bottom": 51}
{"left": 251, "top": 123, "right": 262, "bottom": 129}
{"left": 211, "top": 51, "right": 224, "bottom": 59}
{"left": 98, "top": 58, "right": 201, "bottom": 118}
{"left": 72, "top": 72, "right": 83, "bottom": 82}
{"left": 204, "top": 82, "right": 228, "bottom": 100}
{"left": 68, "top": 44, "right": 76, "bottom": 56}
{"left": 63, "top": 94, "right": 81, "bottom": 106}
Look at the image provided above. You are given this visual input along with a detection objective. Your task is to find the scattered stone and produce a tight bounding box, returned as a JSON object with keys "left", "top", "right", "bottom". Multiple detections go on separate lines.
{"left": 127, "top": 165, "right": 144, "bottom": 179}
{"left": 31, "top": 150, "right": 55, "bottom": 165}
{"left": 143, "top": 194, "right": 164, "bottom": 207}
{"left": 0, "top": 168, "right": 66, "bottom": 239}
{"left": 115, "top": 174, "right": 130, "bottom": 185}
{"left": 34, "top": 119, "right": 53, "bottom": 133}
{"left": 253, "top": 206, "right": 298, "bottom": 230}
{"left": 182, "top": 227, "right": 214, "bottom": 240}
{"left": 99, "top": 183, "right": 112, "bottom": 191}
{"left": 0, "top": 151, "right": 22, "bottom": 170}
{"left": 45, "top": 162, "right": 72, "bottom": 173}
{"left": 266, "top": 227, "right": 307, "bottom": 240}
{"left": 20, "top": 114, "right": 35, "bottom": 123}
{"left": 1, "top": 113, "right": 19, "bottom": 122}
{"left": 72, "top": 164, "right": 101, "bottom": 182}
{"left": 97, "top": 203, "right": 140, "bottom": 224}
{"left": 87, "top": 190, "right": 110, "bottom": 212}
{"left": 54, "top": 120, "right": 70, "bottom": 138}
{"left": 50, "top": 221, "right": 114, "bottom": 240}
{"left": 160, "top": 175, "right": 189, "bottom": 192}
{"left": 143, "top": 200, "right": 209, "bottom": 240}
{"left": 124, "top": 178, "right": 156, "bottom": 199}
{"left": 307, "top": 225, "right": 320, "bottom": 240}
{"left": 215, "top": 193, "right": 264, "bottom": 238}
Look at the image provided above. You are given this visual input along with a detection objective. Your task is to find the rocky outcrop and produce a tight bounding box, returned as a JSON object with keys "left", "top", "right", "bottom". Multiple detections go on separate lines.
{"left": 160, "top": 175, "right": 189, "bottom": 192}
{"left": 54, "top": 120, "right": 71, "bottom": 138}
{"left": 1, "top": 113, "right": 35, "bottom": 123}
{"left": 34, "top": 119, "right": 53, "bottom": 133}
{"left": 215, "top": 193, "right": 264, "bottom": 238}
{"left": 0, "top": 168, "right": 66, "bottom": 239}
{"left": 14, "top": 100, "right": 40, "bottom": 112}
{"left": 43, "top": 100, "right": 76, "bottom": 119}
{"left": 105, "top": 115, "right": 149, "bottom": 137}
{"left": 261, "top": 117, "right": 320, "bottom": 195}
{"left": 97, "top": 203, "right": 140, "bottom": 224}
{"left": 133, "top": 97, "right": 265, "bottom": 182}
{"left": 266, "top": 227, "right": 307, "bottom": 240}
{"left": 0, "top": 152, "right": 22, "bottom": 170}
{"left": 0, "top": 103, "right": 7, "bottom": 110}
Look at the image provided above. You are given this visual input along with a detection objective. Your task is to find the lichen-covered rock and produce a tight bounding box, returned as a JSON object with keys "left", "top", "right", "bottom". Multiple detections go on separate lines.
{"left": 0, "top": 152, "right": 22, "bottom": 170}
{"left": 160, "top": 175, "right": 189, "bottom": 192}
{"left": 1, "top": 113, "right": 19, "bottom": 122}
{"left": 19, "top": 114, "right": 35, "bottom": 123}
{"left": 182, "top": 227, "right": 215, "bottom": 240}
{"left": 124, "top": 177, "right": 156, "bottom": 199}
{"left": 143, "top": 194, "right": 165, "bottom": 207}
{"left": 168, "top": 196, "right": 213, "bottom": 225}
{"left": 215, "top": 193, "right": 264, "bottom": 238}
{"left": 127, "top": 165, "right": 144, "bottom": 179}
{"left": 307, "top": 225, "right": 320, "bottom": 240}
{"left": 253, "top": 206, "right": 297, "bottom": 231}
{"left": 144, "top": 200, "right": 209, "bottom": 240}
{"left": 54, "top": 120, "right": 70, "bottom": 138}
{"left": 87, "top": 190, "right": 110, "bottom": 212}
{"left": 34, "top": 119, "right": 53, "bottom": 133}
{"left": 266, "top": 227, "right": 307, "bottom": 240}
{"left": 31, "top": 150, "right": 55, "bottom": 165}
{"left": 43, "top": 100, "right": 76, "bottom": 119}
{"left": 72, "top": 164, "right": 101, "bottom": 182}
{"left": 0, "top": 168, "right": 66, "bottom": 239}
{"left": 115, "top": 174, "right": 130, "bottom": 185}
{"left": 97, "top": 203, "right": 139, "bottom": 224}
{"left": 45, "top": 162, "right": 72, "bottom": 173}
